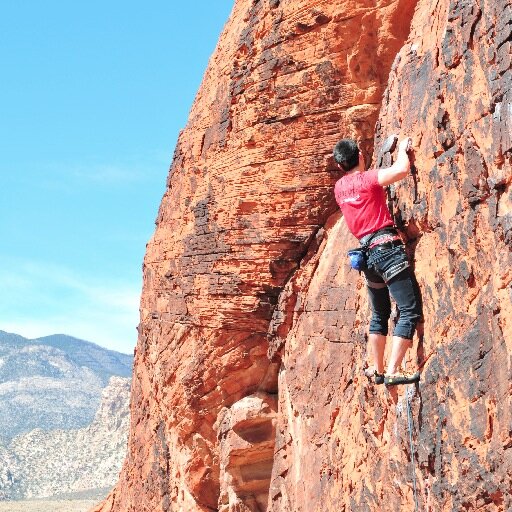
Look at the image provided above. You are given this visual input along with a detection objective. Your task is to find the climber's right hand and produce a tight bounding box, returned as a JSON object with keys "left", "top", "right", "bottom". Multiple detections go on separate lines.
{"left": 398, "top": 137, "right": 412, "bottom": 154}
{"left": 377, "top": 137, "right": 412, "bottom": 186}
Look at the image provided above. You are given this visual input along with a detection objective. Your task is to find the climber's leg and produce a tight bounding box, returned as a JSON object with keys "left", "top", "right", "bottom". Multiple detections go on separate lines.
{"left": 368, "top": 333, "right": 386, "bottom": 377}
{"left": 384, "top": 269, "right": 421, "bottom": 385}
{"left": 365, "top": 273, "right": 390, "bottom": 381}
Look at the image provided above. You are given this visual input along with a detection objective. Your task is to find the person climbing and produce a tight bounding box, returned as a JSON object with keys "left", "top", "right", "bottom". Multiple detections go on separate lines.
{"left": 333, "top": 137, "right": 421, "bottom": 386}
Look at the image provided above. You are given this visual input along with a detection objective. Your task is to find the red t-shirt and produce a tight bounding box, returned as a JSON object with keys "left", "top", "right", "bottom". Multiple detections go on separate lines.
{"left": 334, "top": 168, "right": 393, "bottom": 239}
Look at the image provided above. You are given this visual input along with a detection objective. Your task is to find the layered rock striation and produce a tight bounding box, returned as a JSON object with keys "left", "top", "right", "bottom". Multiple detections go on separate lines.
{"left": 97, "top": 0, "right": 511, "bottom": 511}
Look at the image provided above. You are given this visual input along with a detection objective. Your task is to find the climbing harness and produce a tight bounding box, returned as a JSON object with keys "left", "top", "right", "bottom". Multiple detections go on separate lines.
{"left": 348, "top": 227, "right": 404, "bottom": 273}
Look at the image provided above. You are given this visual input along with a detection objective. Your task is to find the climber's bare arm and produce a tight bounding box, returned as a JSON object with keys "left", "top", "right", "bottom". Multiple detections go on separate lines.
{"left": 377, "top": 138, "right": 412, "bottom": 186}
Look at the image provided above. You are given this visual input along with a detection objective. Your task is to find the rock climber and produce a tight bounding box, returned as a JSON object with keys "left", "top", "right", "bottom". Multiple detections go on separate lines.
{"left": 333, "top": 137, "right": 421, "bottom": 386}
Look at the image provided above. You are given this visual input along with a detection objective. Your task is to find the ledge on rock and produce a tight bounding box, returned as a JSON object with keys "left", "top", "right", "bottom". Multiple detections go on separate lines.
{"left": 216, "top": 392, "right": 278, "bottom": 512}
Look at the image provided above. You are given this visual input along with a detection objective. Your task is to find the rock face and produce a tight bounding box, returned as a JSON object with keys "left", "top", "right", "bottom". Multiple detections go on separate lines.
{"left": 0, "top": 377, "right": 130, "bottom": 500}
{"left": 216, "top": 393, "right": 278, "bottom": 511}
{"left": 97, "top": 0, "right": 511, "bottom": 511}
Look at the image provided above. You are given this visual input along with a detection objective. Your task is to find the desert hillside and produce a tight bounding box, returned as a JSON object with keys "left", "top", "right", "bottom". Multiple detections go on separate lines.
{"left": 0, "top": 331, "right": 131, "bottom": 441}
{"left": 0, "top": 376, "right": 130, "bottom": 501}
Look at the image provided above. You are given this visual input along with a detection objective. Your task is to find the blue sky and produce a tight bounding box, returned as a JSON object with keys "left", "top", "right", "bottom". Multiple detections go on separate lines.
{"left": 0, "top": 1, "right": 234, "bottom": 354}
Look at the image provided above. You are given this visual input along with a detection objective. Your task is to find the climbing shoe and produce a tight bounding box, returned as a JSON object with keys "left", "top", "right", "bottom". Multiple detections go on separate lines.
{"left": 374, "top": 372, "right": 385, "bottom": 385}
{"left": 364, "top": 367, "right": 385, "bottom": 385}
{"left": 384, "top": 368, "right": 420, "bottom": 386}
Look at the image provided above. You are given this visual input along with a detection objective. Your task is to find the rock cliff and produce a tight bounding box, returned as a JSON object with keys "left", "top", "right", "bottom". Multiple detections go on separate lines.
{"left": 96, "top": 0, "right": 511, "bottom": 511}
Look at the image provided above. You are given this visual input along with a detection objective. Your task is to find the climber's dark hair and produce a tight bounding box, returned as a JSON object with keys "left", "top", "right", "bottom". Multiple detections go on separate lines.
{"left": 333, "top": 138, "right": 360, "bottom": 172}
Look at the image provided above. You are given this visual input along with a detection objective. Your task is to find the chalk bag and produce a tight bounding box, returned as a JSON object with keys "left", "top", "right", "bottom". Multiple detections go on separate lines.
{"left": 347, "top": 248, "right": 368, "bottom": 271}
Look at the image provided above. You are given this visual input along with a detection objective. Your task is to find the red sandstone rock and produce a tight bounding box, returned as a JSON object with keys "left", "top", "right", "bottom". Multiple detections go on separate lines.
{"left": 268, "top": 0, "right": 512, "bottom": 510}
{"left": 216, "top": 392, "right": 278, "bottom": 511}
{"left": 94, "top": 0, "right": 511, "bottom": 511}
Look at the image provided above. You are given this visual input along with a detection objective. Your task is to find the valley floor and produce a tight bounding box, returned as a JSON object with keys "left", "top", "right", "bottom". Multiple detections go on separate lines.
{"left": 0, "top": 500, "right": 98, "bottom": 512}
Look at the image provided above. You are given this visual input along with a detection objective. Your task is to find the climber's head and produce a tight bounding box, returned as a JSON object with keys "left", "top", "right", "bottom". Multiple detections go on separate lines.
{"left": 333, "top": 138, "right": 362, "bottom": 172}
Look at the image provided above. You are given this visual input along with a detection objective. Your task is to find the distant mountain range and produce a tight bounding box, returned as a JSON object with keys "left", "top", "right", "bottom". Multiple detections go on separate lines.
{"left": 0, "top": 376, "right": 130, "bottom": 500}
{"left": 0, "top": 331, "right": 132, "bottom": 442}
{"left": 0, "top": 331, "right": 133, "bottom": 500}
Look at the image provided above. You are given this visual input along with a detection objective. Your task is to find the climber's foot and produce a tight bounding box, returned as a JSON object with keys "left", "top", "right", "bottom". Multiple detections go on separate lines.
{"left": 384, "top": 368, "right": 420, "bottom": 386}
{"left": 364, "top": 367, "right": 385, "bottom": 385}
